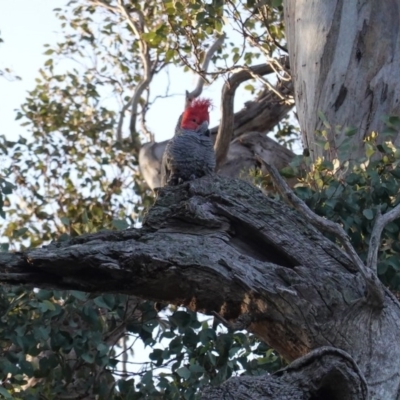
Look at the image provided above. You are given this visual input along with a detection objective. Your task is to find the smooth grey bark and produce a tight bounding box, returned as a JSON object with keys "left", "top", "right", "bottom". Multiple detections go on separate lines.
{"left": 284, "top": 0, "right": 400, "bottom": 161}
{"left": 1, "top": 176, "right": 400, "bottom": 398}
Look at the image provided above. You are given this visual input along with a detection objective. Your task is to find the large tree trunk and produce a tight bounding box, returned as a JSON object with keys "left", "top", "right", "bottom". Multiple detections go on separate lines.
{"left": 1, "top": 175, "right": 399, "bottom": 398}
{"left": 284, "top": 0, "right": 400, "bottom": 161}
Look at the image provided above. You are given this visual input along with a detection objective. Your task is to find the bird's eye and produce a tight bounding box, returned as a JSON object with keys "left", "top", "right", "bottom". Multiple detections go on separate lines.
{"left": 192, "top": 118, "right": 197, "bottom": 123}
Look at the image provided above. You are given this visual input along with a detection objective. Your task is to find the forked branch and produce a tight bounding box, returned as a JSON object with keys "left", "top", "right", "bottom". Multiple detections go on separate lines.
{"left": 215, "top": 56, "right": 290, "bottom": 169}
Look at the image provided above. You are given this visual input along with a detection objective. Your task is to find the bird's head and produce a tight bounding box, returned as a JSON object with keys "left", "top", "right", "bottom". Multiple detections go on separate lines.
{"left": 181, "top": 98, "right": 212, "bottom": 131}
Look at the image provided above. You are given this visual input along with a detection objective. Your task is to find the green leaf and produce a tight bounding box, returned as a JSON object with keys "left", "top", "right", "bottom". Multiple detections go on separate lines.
{"left": 60, "top": 216, "right": 70, "bottom": 226}
{"left": 41, "top": 300, "right": 56, "bottom": 311}
{"left": 70, "top": 290, "right": 88, "bottom": 300}
{"left": 317, "top": 111, "right": 331, "bottom": 129}
{"left": 388, "top": 116, "right": 400, "bottom": 129}
{"left": 199, "top": 328, "right": 216, "bottom": 345}
{"left": 176, "top": 366, "right": 191, "bottom": 379}
{"left": 1, "top": 180, "right": 15, "bottom": 195}
{"left": 118, "top": 378, "right": 134, "bottom": 394}
{"left": 81, "top": 352, "right": 95, "bottom": 364}
{"left": 279, "top": 166, "right": 296, "bottom": 178}
{"left": 94, "top": 296, "right": 111, "bottom": 310}
{"left": 244, "top": 84, "right": 255, "bottom": 93}
{"left": 35, "top": 290, "right": 53, "bottom": 300}
{"left": 377, "top": 262, "right": 388, "bottom": 275}
{"left": 344, "top": 126, "right": 357, "bottom": 137}
{"left": 96, "top": 343, "right": 109, "bottom": 357}
{"left": 13, "top": 227, "right": 28, "bottom": 237}
{"left": 365, "top": 143, "right": 375, "bottom": 158}
{"left": 271, "top": 0, "right": 282, "bottom": 7}
{"left": 0, "top": 387, "right": 13, "bottom": 399}
{"left": 170, "top": 311, "right": 191, "bottom": 328}
{"left": 362, "top": 209, "right": 374, "bottom": 220}
{"left": 112, "top": 219, "right": 128, "bottom": 230}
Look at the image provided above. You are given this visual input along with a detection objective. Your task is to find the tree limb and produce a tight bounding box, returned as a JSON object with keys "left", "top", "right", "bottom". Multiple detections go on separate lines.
{"left": 0, "top": 175, "right": 398, "bottom": 398}
{"left": 202, "top": 347, "right": 368, "bottom": 400}
{"left": 214, "top": 56, "right": 290, "bottom": 169}
{"left": 209, "top": 75, "right": 293, "bottom": 141}
{"left": 261, "top": 160, "right": 385, "bottom": 308}
{"left": 367, "top": 203, "right": 400, "bottom": 273}
{"left": 116, "top": 2, "right": 152, "bottom": 147}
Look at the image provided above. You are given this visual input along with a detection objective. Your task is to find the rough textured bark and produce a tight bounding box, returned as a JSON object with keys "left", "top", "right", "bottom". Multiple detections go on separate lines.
{"left": 213, "top": 61, "right": 292, "bottom": 168}
{"left": 202, "top": 347, "right": 368, "bottom": 400}
{"left": 1, "top": 175, "right": 400, "bottom": 398}
{"left": 284, "top": 0, "right": 400, "bottom": 160}
{"left": 218, "top": 131, "right": 294, "bottom": 181}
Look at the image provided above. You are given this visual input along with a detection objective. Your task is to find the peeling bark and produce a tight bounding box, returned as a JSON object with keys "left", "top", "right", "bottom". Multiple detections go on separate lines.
{"left": 1, "top": 176, "right": 400, "bottom": 397}
{"left": 284, "top": 0, "right": 400, "bottom": 161}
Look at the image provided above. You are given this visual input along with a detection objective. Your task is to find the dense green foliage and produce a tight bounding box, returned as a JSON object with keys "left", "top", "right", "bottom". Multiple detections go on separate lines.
{"left": 288, "top": 119, "right": 400, "bottom": 291}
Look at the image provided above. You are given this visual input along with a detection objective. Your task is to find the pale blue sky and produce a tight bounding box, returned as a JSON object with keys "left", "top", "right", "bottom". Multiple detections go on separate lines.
{"left": 0, "top": 1, "right": 253, "bottom": 143}
{"left": 0, "top": 1, "right": 66, "bottom": 139}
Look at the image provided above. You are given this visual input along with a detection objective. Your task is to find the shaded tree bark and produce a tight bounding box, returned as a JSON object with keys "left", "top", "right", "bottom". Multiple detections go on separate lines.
{"left": 284, "top": 0, "right": 400, "bottom": 161}
{"left": 1, "top": 175, "right": 400, "bottom": 398}
{"left": 202, "top": 347, "right": 368, "bottom": 400}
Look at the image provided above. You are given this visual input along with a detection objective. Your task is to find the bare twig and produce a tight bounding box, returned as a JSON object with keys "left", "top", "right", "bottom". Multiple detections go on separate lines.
{"left": 140, "top": 88, "right": 154, "bottom": 142}
{"left": 262, "top": 160, "right": 385, "bottom": 308}
{"left": 267, "top": 57, "right": 292, "bottom": 82}
{"left": 90, "top": 0, "right": 153, "bottom": 146}
{"left": 116, "top": 97, "right": 133, "bottom": 142}
{"left": 367, "top": 203, "right": 400, "bottom": 273}
{"left": 185, "top": 34, "right": 226, "bottom": 108}
{"left": 245, "top": 68, "right": 286, "bottom": 101}
{"left": 255, "top": 1, "right": 288, "bottom": 53}
{"left": 116, "top": 1, "right": 152, "bottom": 146}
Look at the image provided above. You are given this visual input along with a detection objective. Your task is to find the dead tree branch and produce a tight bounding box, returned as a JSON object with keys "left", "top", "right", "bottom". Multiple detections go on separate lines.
{"left": 215, "top": 56, "right": 290, "bottom": 168}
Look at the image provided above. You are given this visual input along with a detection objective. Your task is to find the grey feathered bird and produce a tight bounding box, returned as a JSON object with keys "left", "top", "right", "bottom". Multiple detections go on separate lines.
{"left": 161, "top": 98, "right": 216, "bottom": 187}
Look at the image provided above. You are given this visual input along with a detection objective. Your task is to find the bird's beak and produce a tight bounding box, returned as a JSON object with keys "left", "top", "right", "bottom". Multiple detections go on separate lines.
{"left": 197, "top": 121, "right": 209, "bottom": 134}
